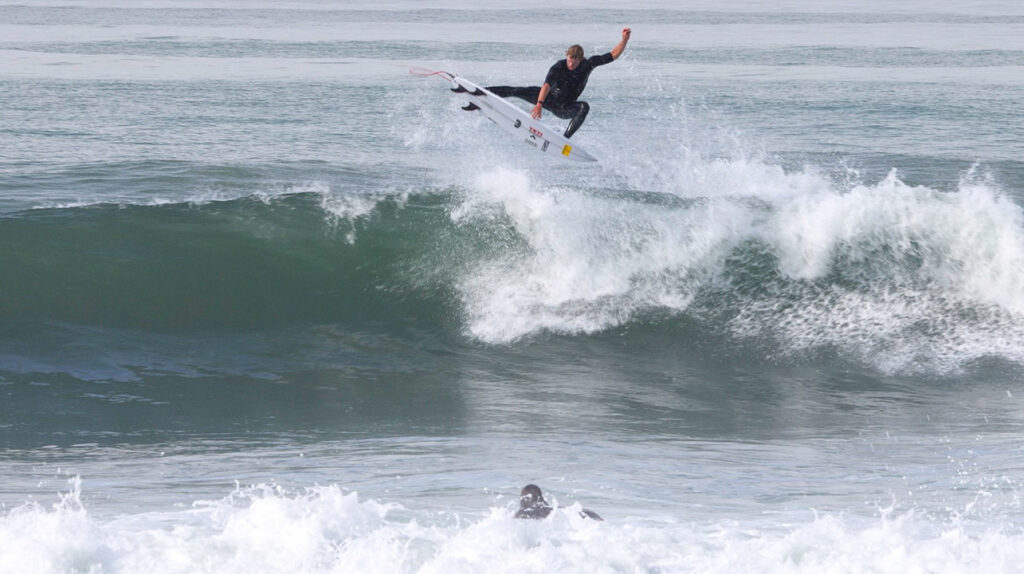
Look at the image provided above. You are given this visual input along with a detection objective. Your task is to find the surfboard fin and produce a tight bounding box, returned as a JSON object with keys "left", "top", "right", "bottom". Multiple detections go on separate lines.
{"left": 449, "top": 82, "right": 483, "bottom": 96}
{"left": 462, "top": 103, "right": 480, "bottom": 111}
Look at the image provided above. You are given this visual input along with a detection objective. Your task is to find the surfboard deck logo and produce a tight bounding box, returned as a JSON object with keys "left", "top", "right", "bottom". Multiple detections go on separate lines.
{"left": 411, "top": 68, "right": 598, "bottom": 162}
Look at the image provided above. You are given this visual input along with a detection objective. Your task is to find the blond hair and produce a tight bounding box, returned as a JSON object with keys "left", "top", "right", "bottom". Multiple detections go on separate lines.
{"left": 566, "top": 44, "right": 584, "bottom": 59}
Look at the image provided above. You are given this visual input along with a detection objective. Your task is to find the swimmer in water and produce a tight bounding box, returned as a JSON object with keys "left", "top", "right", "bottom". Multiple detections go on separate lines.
{"left": 514, "top": 484, "right": 603, "bottom": 521}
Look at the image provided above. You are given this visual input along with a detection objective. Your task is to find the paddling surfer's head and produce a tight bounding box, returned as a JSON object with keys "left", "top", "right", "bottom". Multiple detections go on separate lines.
{"left": 520, "top": 484, "right": 546, "bottom": 508}
{"left": 515, "top": 484, "right": 553, "bottom": 519}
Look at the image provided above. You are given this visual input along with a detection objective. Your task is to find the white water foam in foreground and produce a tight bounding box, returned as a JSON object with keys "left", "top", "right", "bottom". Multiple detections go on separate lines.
{"left": 3, "top": 477, "right": 1023, "bottom": 574}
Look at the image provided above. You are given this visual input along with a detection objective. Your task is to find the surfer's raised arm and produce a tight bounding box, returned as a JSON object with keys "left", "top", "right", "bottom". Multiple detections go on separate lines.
{"left": 611, "top": 27, "right": 631, "bottom": 60}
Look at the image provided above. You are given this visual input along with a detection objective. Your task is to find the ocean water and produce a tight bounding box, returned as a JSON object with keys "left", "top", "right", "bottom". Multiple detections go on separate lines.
{"left": 3, "top": 1, "right": 1024, "bottom": 572}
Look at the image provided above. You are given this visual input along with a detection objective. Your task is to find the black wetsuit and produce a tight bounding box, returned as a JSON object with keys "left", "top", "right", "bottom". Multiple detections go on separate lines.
{"left": 514, "top": 504, "right": 604, "bottom": 521}
{"left": 487, "top": 52, "right": 615, "bottom": 138}
{"left": 514, "top": 504, "right": 553, "bottom": 519}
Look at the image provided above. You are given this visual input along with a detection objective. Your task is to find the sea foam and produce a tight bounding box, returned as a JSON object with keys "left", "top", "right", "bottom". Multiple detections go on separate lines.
{"left": 3, "top": 478, "right": 1023, "bottom": 574}
{"left": 451, "top": 156, "right": 1024, "bottom": 374}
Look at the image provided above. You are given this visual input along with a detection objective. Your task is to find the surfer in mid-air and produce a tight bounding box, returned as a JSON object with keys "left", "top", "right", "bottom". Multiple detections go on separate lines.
{"left": 487, "top": 28, "right": 631, "bottom": 139}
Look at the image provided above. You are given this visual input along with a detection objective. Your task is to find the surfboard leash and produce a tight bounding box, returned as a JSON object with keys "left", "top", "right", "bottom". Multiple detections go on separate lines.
{"left": 408, "top": 67, "right": 454, "bottom": 82}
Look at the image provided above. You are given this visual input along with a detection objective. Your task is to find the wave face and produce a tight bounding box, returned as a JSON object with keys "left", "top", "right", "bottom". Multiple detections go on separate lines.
{"left": 1, "top": 186, "right": 445, "bottom": 333}
{"left": 3, "top": 156, "right": 1023, "bottom": 376}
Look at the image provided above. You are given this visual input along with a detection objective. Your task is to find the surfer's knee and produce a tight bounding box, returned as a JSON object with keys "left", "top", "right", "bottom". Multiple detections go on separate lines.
{"left": 564, "top": 102, "right": 590, "bottom": 138}
{"left": 573, "top": 101, "right": 590, "bottom": 121}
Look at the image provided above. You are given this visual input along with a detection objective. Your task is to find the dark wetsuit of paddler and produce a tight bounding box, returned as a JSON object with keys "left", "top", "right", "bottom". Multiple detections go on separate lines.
{"left": 513, "top": 484, "right": 604, "bottom": 521}
{"left": 487, "top": 28, "right": 631, "bottom": 139}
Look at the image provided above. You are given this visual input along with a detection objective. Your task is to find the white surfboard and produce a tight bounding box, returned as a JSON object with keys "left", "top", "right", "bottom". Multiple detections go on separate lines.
{"left": 413, "top": 69, "right": 597, "bottom": 162}
{"left": 449, "top": 75, "right": 597, "bottom": 162}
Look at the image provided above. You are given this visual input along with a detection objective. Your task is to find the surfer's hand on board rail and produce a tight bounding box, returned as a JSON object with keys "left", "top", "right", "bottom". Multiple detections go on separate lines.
{"left": 531, "top": 102, "right": 543, "bottom": 119}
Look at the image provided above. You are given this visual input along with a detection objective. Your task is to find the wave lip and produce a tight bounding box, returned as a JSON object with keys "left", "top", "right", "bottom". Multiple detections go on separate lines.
{"left": 735, "top": 168, "right": 1024, "bottom": 374}
{"left": 447, "top": 161, "right": 1024, "bottom": 374}
{"left": 452, "top": 168, "right": 752, "bottom": 343}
